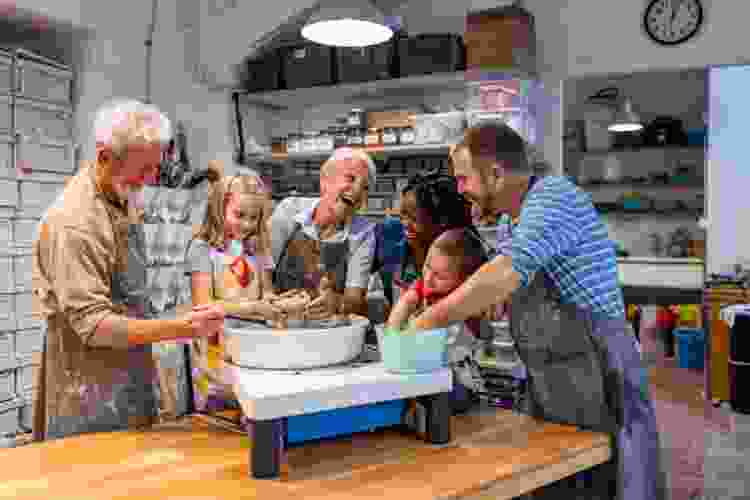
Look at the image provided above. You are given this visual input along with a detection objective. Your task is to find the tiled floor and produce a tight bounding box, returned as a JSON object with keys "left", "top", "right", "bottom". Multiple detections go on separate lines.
{"left": 640, "top": 324, "right": 750, "bottom": 500}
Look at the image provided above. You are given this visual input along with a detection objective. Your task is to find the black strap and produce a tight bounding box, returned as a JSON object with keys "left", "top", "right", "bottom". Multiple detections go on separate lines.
{"left": 271, "top": 222, "right": 303, "bottom": 290}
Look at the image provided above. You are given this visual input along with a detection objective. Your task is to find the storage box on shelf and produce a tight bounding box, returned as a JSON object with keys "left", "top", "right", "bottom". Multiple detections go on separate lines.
{"left": 17, "top": 179, "right": 65, "bottom": 218}
{"left": 0, "top": 368, "right": 14, "bottom": 403}
{"left": 0, "top": 332, "right": 13, "bottom": 372}
{"left": 0, "top": 294, "right": 14, "bottom": 334}
{"left": 14, "top": 97, "right": 73, "bottom": 143}
{"left": 397, "top": 34, "right": 465, "bottom": 78}
{"left": 0, "top": 51, "right": 12, "bottom": 94}
{"left": 336, "top": 43, "right": 394, "bottom": 84}
{"left": 0, "top": 399, "right": 21, "bottom": 437}
{"left": 282, "top": 43, "right": 336, "bottom": 90}
{"left": 15, "top": 53, "right": 73, "bottom": 105}
{"left": 0, "top": 135, "right": 12, "bottom": 178}
{"left": 0, "top": 95, "right": 11, "bottom": 136}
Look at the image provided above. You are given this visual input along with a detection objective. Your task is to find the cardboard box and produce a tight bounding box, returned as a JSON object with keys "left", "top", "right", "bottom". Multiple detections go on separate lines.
{"left": 464, "top": 10, "right": 535, "bottom": 72}
{"left": 367, "top": 111, "right": 416, "bottom": 130}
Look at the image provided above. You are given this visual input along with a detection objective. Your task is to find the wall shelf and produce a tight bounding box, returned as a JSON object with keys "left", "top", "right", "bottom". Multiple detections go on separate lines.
{"left": 247, "top": 143, "right": 453, "bottom": 164}
{"left": 233, "top": 71, "right": 527, "bottom": 111}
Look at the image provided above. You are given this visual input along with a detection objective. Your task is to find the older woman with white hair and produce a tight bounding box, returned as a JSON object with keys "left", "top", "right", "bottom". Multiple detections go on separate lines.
{"left": 31, "top": 99, "right": 224, "bottom": 441}
{"left": 270, "top": 147, "right": 377, "bottom": 319}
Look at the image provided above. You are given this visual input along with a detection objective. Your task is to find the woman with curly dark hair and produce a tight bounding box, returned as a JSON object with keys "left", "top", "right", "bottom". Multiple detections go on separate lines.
{"left": 374, "top": 170, "right": 490, "bottom": 307}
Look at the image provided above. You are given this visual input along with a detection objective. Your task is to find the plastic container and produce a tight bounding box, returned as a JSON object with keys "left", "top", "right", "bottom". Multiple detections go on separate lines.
{"left": 397, "top": 34, "right": 465, "bottom": 77}
{"left": 286, "top": 399, "right": 407, "bottom": 444}
{"left": 674, "top": 327, "right": 705, "bottom": 370}
{"left": 282, "top": 43, "right": 335, "bottom": 90}
{"left": 729, "top": 310, "right": 750, "bottom": 413}
{"left": 376, "top": 325, "right": 450, "bottom": 373}
{"left": 336, "top": 44, "right": 393, "bottom": 84}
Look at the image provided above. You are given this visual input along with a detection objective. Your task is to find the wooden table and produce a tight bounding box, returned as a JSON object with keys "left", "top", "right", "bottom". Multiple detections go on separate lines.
{"left": 0, "top": 407, "right": 611, "bottom": 500}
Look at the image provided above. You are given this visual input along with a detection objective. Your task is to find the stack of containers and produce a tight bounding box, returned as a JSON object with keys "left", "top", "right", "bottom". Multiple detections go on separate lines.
{"left": 0, "top": 48, "right": 75, "bottom": 438}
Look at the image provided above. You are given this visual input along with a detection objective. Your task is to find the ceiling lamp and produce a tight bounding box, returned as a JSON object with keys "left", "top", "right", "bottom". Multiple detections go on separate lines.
{"left": 301, "top": 0, "right": 395, "bottom": 47}
{"left": 608, "top": 98, "right": 643, "bottom": 133}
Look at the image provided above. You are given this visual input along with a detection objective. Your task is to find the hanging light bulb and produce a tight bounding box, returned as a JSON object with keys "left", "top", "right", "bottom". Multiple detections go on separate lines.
{"left": 608, "top": 98, "right": 643, "bottom": 133}
{"left": 301, "top": 0, "right": 395, "bottom": 47}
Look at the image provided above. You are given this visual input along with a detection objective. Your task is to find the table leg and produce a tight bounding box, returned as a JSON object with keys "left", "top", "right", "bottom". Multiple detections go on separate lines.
{"left": 249, "top": 417, "right": 287, "bottom": 479}
{"left": 417, "top": 392, "right": 451, "bottom": 445}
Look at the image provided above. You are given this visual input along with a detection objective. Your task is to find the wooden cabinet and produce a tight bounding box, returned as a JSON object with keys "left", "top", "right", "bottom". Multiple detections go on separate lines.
{"left": 704, "top": 287, "right": 750, "bottom": 403}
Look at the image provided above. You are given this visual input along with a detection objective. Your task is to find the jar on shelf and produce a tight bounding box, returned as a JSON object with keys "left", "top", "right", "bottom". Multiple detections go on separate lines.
{"left": 302, "top": 131, "right": 318, "bottom": 153}
{"left": 366, "top": 128, "right": 381, "bottom": 147}
{"left": 286, "top": 133, "right": 301, "bottom": 154}
{"left": 347, "top": 127, "right": 365, "bottom": 146}
{"left": 317, "top": 129, "right": 334, "bottom": 152}
{"left": 333, "top": 126, "right": 349, "bottom": 148}
{"left": 398, "top": 126, "right": 416, "bottom": 145}
{"left": 382, "top": 127, "right": 399, "bottom": 146}
{"left": 348, "top": 108, "right": 365, "bottom": 128}
{"left": 271, "top": 137, "right": 287, "bottom": 154}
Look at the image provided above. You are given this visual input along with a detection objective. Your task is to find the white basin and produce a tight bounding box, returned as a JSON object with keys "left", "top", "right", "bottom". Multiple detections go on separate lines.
{"left": 224, "top": 316, "right": 370, "bottom": 370}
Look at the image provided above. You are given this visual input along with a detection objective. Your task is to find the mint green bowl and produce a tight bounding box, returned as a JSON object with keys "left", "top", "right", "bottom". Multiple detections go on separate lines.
{"left": 375, "top": 325, "right": 450, "bottom": 373}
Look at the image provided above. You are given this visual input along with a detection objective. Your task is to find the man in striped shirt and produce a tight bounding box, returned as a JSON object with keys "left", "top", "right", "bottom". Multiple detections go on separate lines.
{"left": 412, "top": 122, "right": 665, "bottom": 500}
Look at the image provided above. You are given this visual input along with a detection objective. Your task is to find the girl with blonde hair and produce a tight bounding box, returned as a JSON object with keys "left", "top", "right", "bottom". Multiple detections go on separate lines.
{"left": 185, "top": 161, "right": 282, "bottom": 413}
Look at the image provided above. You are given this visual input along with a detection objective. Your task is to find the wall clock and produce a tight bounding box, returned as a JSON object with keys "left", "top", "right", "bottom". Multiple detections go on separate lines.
{"left": 643, "top": 0, "right": 704, "bottom": 46}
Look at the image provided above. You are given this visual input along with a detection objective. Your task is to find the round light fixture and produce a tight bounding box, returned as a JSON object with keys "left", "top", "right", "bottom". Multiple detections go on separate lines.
{"left": 608, "top": 99, "right": 643, "bottom": 133}
{"left": 301, "top": 1, "right": 395, "bottom": 47}
{"left": 302, "top": 19, "right": 393, "bottom": 47}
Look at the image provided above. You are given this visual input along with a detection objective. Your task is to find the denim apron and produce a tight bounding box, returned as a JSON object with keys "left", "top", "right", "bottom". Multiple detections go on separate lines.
{"left": 46, "top": 223, "right": 159, "bottom": 439}
{"left": 505, "top": 180, "right": 666, "bottom": 499}
{"left": 272, "top": 223, "right": 350, "bottom": 293}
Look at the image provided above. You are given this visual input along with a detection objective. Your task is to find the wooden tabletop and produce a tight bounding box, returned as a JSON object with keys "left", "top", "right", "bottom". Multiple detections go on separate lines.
{"left": 0, "top": 407, "right": 611, "bottom": 500}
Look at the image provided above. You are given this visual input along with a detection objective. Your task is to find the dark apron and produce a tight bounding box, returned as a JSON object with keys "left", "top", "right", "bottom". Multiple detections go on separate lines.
{"left": 47, "top": 223, "right": 159, "bottom": 439}
{"left": 509, "top": 259, "right": 666, "bottom": 499}
{"left": 273, "top": 223, "right": 349, "bottom": 293}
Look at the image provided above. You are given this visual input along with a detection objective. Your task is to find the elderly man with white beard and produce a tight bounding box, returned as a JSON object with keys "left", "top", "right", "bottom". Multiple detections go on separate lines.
{"left": 31, "top": 99, "right": 224, "bottom": 441}
{"left": 270, "top": 147, "right": 377, "bottom": 320}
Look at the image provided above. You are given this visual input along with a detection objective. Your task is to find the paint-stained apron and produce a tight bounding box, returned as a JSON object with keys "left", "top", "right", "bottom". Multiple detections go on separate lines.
{"left": 45, "top": 223, "right": 160, "bottom": 439}
{"left": 510, "top": 271, "right": 666, "bottom": 500}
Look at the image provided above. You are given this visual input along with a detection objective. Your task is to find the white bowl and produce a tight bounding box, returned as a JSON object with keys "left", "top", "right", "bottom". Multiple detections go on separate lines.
{"left": 224, "top": 316, "right": 370, "bottom": 370}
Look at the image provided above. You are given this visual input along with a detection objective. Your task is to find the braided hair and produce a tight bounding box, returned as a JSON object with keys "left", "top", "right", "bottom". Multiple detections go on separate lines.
{"left": 401, "top": 169, "right": 491, "bottom": 260}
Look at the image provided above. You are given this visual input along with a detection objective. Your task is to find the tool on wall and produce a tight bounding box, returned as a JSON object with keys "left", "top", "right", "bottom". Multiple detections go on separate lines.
{"left": 145, "top": 0, "right": 158, "bottom": 104}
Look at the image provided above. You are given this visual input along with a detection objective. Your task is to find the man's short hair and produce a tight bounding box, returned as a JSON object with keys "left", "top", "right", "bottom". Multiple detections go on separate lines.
{"left": 451, "top": 121, "right": 529, "bottom": 175}
{"left": 93, "top": 99, "right": 172, "bottom": 159}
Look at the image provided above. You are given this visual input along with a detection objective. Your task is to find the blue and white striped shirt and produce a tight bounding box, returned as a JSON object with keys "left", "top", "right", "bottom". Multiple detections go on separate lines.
{"left": 510, "top": 176, "right": 625, "bottom": 319}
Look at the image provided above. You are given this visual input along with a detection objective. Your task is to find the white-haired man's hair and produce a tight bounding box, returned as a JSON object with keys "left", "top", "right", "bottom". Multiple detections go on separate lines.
{"left": 93, "top": 99, "right": 172, "bottom": 159}
{"left": 321, "top": 148, "right": 377, "bottom": 187}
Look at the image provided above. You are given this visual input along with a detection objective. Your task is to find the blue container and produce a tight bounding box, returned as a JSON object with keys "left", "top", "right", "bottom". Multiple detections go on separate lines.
{"left": 378, "top": 326, "right": 450, "bottom": 373}
{"left": 287, "top": 399, "right": 407, "bottom": 444}
{"left": 686, "top": 128, "right": 707, "bottom": 147}
{"left": 674, "top": 327, "right": 705, "bottom": 370}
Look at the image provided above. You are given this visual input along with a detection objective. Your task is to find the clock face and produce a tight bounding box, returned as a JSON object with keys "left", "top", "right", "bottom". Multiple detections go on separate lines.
{"left": 644, "top": 0, "right": 703, "bottom": 45}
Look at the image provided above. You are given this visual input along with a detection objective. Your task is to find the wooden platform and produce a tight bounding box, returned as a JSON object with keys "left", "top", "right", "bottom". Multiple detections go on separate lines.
{"left": 0, "top": 407, "right": 611, "bottom": 500}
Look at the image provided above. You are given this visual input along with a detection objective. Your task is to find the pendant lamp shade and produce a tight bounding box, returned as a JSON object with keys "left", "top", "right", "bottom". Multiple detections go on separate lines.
{"left": 608, "top": 98, "right": 643, "bottom": 132}
{"left": 301, "top": 0, "right": 395, "bottom": 47}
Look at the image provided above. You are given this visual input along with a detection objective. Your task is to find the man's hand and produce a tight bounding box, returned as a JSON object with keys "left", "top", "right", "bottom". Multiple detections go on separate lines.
{"left": 305, "top": 289, "right": 342, "bottom": 320}
{"left": 189, "top": 303, "right": 225, "bottom": 340}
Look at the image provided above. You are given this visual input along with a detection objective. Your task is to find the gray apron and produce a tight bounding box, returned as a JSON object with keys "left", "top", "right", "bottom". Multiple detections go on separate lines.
{"left": 511, "top": 271, "right": 666, "bottom": 500}
{"left": 47, "top": 223, "right": 159, "bottom": 439}
{"left": 273, "top": 223, "right": 349, "bottom": 293}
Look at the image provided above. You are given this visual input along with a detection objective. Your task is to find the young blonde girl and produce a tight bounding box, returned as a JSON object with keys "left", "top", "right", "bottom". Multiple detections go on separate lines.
{"left": 186, "top": 162, "right": 281, "bottom": 413}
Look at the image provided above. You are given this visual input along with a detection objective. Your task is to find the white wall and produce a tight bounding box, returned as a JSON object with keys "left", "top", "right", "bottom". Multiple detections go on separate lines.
{"left": 11, "top": 0, "right": 272, "bottom": 177}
